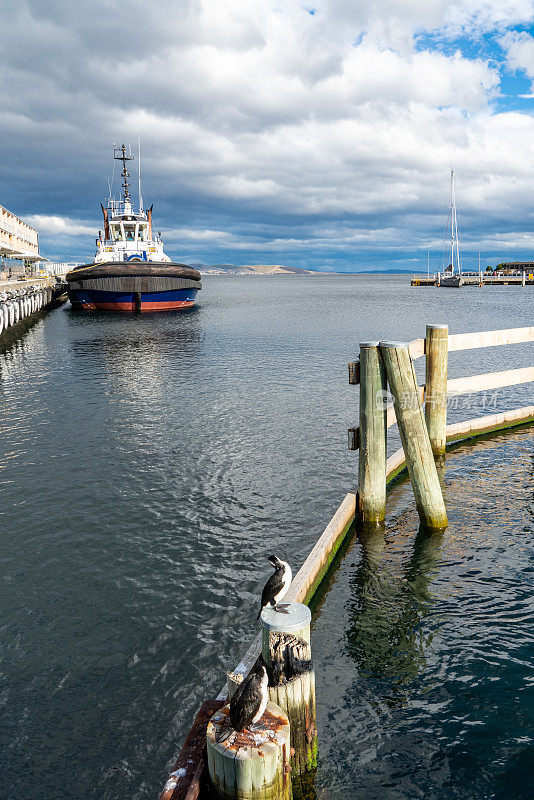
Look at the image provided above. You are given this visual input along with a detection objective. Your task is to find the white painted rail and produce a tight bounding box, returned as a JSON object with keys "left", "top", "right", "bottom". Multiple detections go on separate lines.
{"left": 448, "top": 327, "right": 534, "bottom": 352}
{"left": 348, "top": 327, "right": 534, "bottom": 449}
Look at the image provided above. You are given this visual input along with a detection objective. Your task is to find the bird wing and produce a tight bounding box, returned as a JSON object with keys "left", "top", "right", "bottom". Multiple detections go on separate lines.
{"left": 260, "top": 572, "right": 285, "bottom": 609}
{"left": 229, "top": 674, "right": 262, "bottom": 732}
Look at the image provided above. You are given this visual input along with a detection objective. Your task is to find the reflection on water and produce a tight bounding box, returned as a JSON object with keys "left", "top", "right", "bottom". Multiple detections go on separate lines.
{"left": 312, "top": 426, "right": 534, "bottom": 800}
{"left": 346, "top": 525, "right": 444, "bottom": 701}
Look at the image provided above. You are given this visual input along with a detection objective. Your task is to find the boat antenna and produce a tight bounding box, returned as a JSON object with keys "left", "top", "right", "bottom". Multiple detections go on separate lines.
{"left": 108, "top": 143, "right": 116, "bottom": 203}
{"left": 138, "top": 137, "right": 143, "bottom": 212}
{"left": 114, "top": 143, "right": 134, "bottom": 202}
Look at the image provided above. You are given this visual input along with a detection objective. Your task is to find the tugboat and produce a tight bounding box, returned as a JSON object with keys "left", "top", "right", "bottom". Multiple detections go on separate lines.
{"left": 66, "top": 144, "right": 202, "bottom": 312}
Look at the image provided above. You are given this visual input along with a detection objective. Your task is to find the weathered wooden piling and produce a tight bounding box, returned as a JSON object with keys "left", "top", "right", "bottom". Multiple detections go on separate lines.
{"left": 206, "top": 702, "right": 292, "bottom": 800}
{"left": 358, "top": 342, "right": 387, "bottom": 523}
{"left": 260, "top": 603, "right": 317, "bottom": 783}
{"left": 425, "top": 324, "right": 448, "bottom": 456}
{"left": 379, "top": 341, "right": 448, "bottom": 530}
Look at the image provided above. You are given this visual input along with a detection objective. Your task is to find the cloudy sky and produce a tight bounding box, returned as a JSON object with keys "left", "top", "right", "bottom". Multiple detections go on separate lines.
{"left": 1, "top": 0, "right": 534, "bottom": 271}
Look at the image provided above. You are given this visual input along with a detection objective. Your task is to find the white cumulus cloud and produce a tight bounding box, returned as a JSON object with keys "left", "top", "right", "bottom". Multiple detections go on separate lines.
{"left": 1, "top": 0, "right": 534, "bottom": 268}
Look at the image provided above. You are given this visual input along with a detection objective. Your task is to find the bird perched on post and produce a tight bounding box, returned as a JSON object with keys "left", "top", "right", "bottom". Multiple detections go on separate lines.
{"left": 257, "top": 554, "right": 292, "bottom": 619}
{"left": 230, "top": 658, "right": 269, "bottom": 732}
{"left": 217, "top": 659, "right": 269, "bottom": 742}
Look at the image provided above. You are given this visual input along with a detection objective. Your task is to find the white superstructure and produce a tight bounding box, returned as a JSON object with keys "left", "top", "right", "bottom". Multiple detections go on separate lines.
{"left": 93, "top": 144, "right": 170, "bottom": 265}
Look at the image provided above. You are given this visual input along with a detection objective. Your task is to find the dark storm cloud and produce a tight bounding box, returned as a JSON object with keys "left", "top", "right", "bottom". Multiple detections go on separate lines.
{"left": 1, "top": 0, "right": 534, "bottom": 270}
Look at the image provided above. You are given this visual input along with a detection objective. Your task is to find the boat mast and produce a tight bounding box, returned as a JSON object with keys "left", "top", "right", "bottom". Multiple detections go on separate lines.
{"left": 138, "top": 137, "right": 143, "bottom": 213}
{"left": 114, "top": 143, "right": 134, "bottom": 205}
{"left": 450, "top": 169, "right": 461, "bottom": 275}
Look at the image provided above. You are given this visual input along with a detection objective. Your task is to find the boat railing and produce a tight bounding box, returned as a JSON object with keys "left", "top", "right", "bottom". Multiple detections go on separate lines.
{"left": 107, "top": 200, "right": 147, "bottom": 220}
{"left": 101, "top": 237, "right": 163, "bottom": 248}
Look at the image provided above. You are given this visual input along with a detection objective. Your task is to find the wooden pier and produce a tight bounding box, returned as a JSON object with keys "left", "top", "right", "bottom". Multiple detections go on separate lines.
{"left": 411, "top": 272, "right": 533, "bottom": 287}
{"left": 158, "top": 323, "right": 533, "bottom": 800}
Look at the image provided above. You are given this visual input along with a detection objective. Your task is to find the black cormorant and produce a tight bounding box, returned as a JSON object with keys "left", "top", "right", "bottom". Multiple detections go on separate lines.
{"left": 257, "top": 554, "right": 292, "bottom": 618}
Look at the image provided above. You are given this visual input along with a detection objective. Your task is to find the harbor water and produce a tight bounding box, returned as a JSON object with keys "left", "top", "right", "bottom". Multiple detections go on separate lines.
{"left": 0, "top": 275, "right": 532, "bottom": 799}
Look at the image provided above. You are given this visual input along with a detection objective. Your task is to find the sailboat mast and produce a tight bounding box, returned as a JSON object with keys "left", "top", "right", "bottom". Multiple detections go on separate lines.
{"left": 450, "top": 169, "right": 462, "bottom": 275}
{"left": 451, "top": 170, "right": 456, "bottom": 274}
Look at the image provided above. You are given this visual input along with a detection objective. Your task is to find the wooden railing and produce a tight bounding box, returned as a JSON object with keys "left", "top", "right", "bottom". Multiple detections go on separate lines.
{"left": 349, "top": 326, "right": 534, "bottom": 465}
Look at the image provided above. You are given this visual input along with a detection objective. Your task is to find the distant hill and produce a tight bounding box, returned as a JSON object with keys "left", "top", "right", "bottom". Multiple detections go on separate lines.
{"left": 239, "top": 264, "right": 312, "bottom": 275}
{"left": 188, "top": 263, "right": 416, "bottom": 275}
{"left": 193, "top": 263, "right": 316, "bottom": 275}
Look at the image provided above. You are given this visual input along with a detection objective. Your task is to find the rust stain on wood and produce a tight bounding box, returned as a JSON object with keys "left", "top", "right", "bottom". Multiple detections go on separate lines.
{"left": 214, "top": 707, "right": 289, "bottom": 751}
{"left": 158, "top": 699, "right": 224, "bottom": 800}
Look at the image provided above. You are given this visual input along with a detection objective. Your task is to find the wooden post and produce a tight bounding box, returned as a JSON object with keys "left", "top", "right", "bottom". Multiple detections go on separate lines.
{"left": 260, "top": 603, "right": 317, "bottom": 781}
{"left": 358, "top": 342, "right": 387, "bottom": 523}
{"left": 379, "top": 341, "right": 448, "bottom": 530}
{"left": 206, "top": 702, "right": 292, "bottom": 800}
{"left": 348, "top": 360, "right": 360, "bottom": 384}
{"left": 425, "top": 324, "right": 448, "bottom": 456}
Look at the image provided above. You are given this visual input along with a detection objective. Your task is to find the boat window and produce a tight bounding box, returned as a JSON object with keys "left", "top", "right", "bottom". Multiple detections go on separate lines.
{"left": 138, "top": 226, "right": 146, "bottom": 241}
{"left": 124, "top": 225, "right": 135, "bottom": 240}
{"left": 111, "top": 225, "right": 120, "bottom": 240}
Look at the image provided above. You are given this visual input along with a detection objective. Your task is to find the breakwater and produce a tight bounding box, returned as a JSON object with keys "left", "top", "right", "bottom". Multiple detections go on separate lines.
{"left": 0, "top": 278, "right": 66, "bottom": 343}
{"left": 411, "top": 271, "right": 532, "bottom": 286}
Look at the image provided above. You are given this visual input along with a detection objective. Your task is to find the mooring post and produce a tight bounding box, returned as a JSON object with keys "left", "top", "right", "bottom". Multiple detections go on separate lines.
{"left": 379, "top": 341, "right": 448, "bottom": 530}
{"left": 206, "top": 701, "right": 292, "bottom": 800}
{"left": 260, "top": 603, "right": 317, "bottom": 783}
{"left": 358, "top": 342, "right": 387, "bottom": 523}
{"left": 425, "top": 324, "right": 448, "bottom": 456}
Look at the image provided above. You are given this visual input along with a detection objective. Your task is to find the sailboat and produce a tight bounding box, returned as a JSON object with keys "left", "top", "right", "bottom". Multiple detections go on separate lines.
{"left": 440, "top": 169, "right": 463, "bottom": 288}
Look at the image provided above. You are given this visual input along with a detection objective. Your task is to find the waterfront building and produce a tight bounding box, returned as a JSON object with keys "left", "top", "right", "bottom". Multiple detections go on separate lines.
{"left": 496, "top": 261, "right": 534, "bottom": 275}
{"left": 0, "top": 204, "right": 46, "bottom": 277}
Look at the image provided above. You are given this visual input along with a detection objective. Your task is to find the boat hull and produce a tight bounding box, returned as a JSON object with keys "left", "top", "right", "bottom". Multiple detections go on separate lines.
{"left": 68, "top": 287, "right": 199, "bottom": 312}
{"left": 65, "top": 261, "right": 202, "bottom": 313}
{"left": 440, "top": 275, "right": 463, "bottom": 288}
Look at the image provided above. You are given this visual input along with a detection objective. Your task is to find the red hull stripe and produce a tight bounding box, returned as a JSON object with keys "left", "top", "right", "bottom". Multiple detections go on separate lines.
{"left": 79, "top": 300, "right": 195, "bottom": 312}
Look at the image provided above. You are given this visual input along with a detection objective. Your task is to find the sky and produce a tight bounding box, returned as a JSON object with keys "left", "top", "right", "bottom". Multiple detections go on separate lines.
{"left": 1, "top": 0, "right": 534, "bottom": 272}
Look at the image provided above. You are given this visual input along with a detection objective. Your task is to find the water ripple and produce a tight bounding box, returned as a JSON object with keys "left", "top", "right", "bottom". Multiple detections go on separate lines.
{"left": 1, "top": 279, "right": 532, "bottom": 799}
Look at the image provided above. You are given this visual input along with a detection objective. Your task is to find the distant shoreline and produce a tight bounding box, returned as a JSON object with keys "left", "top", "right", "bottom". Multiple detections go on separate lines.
{"left": 197, "top": 269, "right": 414, "bottom": 276}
